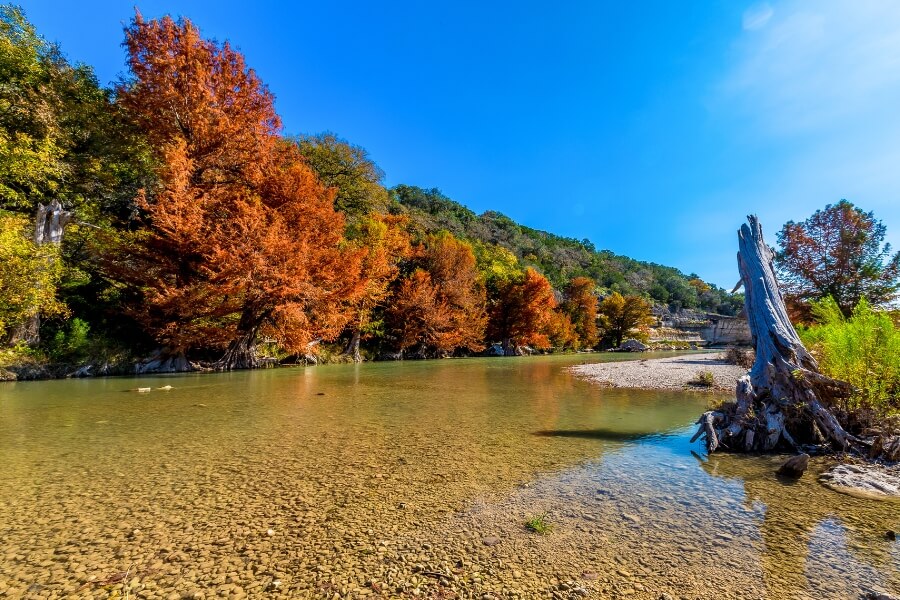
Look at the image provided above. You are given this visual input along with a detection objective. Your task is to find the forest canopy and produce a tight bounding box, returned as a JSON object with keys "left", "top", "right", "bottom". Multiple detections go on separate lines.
{"left": 0, "top": 6, "right": 742, "bottom": 371}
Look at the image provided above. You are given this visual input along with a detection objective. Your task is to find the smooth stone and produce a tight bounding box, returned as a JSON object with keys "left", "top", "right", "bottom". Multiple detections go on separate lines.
{"left": 776, "top": 453, "right": 810, "bottom": 478}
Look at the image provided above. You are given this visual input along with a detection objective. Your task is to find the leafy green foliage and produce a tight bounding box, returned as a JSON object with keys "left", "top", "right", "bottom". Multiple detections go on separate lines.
{"left": 390, "top": 185, "right": 741, "bottom": 314}
{"left": 799, "top": 297, "right": 900, "bottom": 416}
{"left": 524, "top": 513, "right": 553, "bottom": 534}
{"left": 472, "top": 240, "right": 523, "bottom": 295}
{"left": 0, "top": 213, "right": 66, "bottom": 339}
{"left": 0, "top": 5, "right": 152, "bottom": 221}
{"left": 295, "top": 133, "right": 390, "bottom": 225}
{"left": 46, "top": 317, "right": 90, "bottom": 362}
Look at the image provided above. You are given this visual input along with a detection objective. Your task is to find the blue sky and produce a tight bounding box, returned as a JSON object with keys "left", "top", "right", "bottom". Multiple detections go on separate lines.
{"left": 22, "top": 0, "right": 900, "bottom": 288}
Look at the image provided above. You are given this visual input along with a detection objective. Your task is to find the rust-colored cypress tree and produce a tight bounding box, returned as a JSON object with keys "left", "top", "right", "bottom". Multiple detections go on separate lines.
{"left": 488, "top": 267, "right": 557, "bottom": 354}
{"left": 561, "top": 276, "right": 599, "bottom": 349}
{"left": 114, "top": 13, "right": 363, "bottom": 368}
{"left": 386, "top": 233, "right": 486, "bottom": 356}
{"left": 340, "top": 214, "right": 412, "bottom": 361}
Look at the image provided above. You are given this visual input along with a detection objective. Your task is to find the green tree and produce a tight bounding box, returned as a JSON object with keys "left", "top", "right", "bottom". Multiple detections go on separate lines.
{"left": 598, "top": 292, "right": 654, "bottom": 348}
{"left": 0, "top": 5, "right": 151, "bottom": 221}
{"left": 0, "top": 5, "right": 152, "bottom": 346}
{"left": 294, "top": 133, "right": 390, "bottom": 224}
{"left": 472, "top": 240, "right": 522, "bottom": 295}
{"left": 0, "top": 214, "right": 66, "bottom": 341}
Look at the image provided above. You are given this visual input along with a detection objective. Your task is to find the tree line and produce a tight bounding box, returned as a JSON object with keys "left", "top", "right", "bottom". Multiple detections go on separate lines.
{"left": 0, "top": 7, "right": 727, "bottom": 370}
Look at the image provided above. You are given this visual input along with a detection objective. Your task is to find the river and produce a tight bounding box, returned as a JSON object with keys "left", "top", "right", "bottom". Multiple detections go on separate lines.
{"left": 1, "top": 353, "right": 897, "bottom": 599}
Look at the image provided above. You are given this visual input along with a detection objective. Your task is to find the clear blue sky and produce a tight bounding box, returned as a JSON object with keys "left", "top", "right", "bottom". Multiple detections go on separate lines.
{"left": 21, "top": 0, "right": 900, "bottom": 288}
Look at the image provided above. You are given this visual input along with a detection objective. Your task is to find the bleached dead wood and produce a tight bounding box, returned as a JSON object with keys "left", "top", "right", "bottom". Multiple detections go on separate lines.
{"left": 694, "top": 216, "right": 858, "bottom": 453}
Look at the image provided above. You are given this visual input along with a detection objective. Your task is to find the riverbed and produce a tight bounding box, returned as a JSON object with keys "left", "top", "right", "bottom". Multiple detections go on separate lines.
{"left": 1, "top": 353, "right": 897, "bottom": 599}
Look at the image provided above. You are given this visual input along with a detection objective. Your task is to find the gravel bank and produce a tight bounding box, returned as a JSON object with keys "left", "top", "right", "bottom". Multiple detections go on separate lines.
{"left": 570, "top": 352, "right": 747, "bottom": 392}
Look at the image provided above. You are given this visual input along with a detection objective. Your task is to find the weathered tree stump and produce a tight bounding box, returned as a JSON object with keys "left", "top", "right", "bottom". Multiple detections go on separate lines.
{"left": 693, "top": 216, "right": 859, "bottom": 454}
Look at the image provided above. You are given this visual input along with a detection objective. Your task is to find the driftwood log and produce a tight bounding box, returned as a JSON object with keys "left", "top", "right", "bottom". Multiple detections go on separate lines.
{"left": 692, "top": 216, "right": 860, "bottom": 454}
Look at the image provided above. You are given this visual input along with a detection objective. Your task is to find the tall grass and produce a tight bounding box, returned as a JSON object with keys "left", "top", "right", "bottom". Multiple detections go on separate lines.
{"left": 799, "top": 297, "right": 900, "bottom": 416}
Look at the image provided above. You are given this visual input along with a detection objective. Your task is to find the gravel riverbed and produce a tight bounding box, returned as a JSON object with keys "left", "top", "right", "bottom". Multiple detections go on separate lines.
{"left": 569, "top": 353, "right": 748, "bottom": 392}
{"left": 2, "top": 356, "right": 897, "bottom": 600}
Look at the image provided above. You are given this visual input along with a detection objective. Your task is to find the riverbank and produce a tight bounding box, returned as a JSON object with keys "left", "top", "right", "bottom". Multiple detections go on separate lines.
{"left": 569, "top": 352, "right": 747, "bottom": 392}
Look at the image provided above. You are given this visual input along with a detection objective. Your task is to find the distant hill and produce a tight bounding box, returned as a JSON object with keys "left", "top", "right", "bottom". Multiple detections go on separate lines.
{"left": 389, "top": 184, "right": 743, "bottom": 316}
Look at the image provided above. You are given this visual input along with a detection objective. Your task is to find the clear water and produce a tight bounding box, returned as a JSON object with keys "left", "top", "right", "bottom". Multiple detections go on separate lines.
{"left": 0, "top": 353, "right": 897, "bottom": 599}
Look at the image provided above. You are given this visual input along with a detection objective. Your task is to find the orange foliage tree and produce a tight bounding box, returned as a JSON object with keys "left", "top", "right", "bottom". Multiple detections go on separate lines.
{"left": 340, "top": 214, "right": 411, "bottom": 361}
{"left": 546, "top": 309, "right": 577, "bottom": 350}
{"left": 561, "top": 276, "right": 599, "bottom": 349}
{"left": 386, "top": 233, "right": 486, "bottom": 357}
{"left": 488, "top": 267, "right": 557, "bottom": 354}
{"left": 114, "top": 14, "right": 362, "bottom": 369}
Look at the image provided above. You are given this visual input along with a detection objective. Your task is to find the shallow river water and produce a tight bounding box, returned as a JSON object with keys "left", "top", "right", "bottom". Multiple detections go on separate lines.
{"left": 0, "top": 353, "right": 897, "bottom": 599}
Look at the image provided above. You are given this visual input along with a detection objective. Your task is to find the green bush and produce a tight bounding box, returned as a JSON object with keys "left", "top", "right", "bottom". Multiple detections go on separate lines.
{"left": 799, "top": 297, "right": 900, "bottom": 416}
{"left": 47, "top": 318, "right": 92, "bottom": 362}
{"left": 690, "top": 370, "right": 715, "bottom": 387}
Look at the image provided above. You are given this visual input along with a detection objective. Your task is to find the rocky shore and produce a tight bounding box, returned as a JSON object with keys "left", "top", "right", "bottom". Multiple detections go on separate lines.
{"left": 569, "top": 353, "right": 747, "bottom": 392}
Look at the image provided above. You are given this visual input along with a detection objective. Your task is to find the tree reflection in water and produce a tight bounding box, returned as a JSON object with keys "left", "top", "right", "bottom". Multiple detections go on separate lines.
{"left": 697, "top": 452, "right": 900, "bottom": 598}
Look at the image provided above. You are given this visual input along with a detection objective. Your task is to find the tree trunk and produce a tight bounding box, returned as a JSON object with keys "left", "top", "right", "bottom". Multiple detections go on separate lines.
{"left": 8, "top": 200, "right": 72, "bottom": 346}
{"left": 693, "top": 215, "right": 858, "bottom": 454}
{"left": 341, "top": 329, "right": 362, "bottom": 363}
{"left": 216, "top": 329, "right": 260, "bottom": 370}
{"left": 216, "top": 310, "right": 262, "bottom": 370}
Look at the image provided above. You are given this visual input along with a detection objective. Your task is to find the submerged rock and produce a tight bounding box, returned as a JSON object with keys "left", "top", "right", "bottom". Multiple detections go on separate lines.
{"left": 865, "top": 592, "right": 899, "bottom": 600}
{"left": 777, "top": 453, "right": 810, "bottom": 478}
{"left": 819, "top": 463, "right": 900, "bottom": 499}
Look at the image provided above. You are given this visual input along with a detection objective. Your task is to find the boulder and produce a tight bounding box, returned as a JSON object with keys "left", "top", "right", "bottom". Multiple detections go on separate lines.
{"left": 776, "top": 453, "right": 809, "bottom": 478}
{"left": 69, "top": 364, "right": 92, "bottom": 378}
{"left": 618, "top": 339, "right": 648, "bottom": 352}
{"left": 486, "top": 343, "right": 505, "bottom": 357}
{"left": 865, "top": 592, "right": 899, "bottom": 600}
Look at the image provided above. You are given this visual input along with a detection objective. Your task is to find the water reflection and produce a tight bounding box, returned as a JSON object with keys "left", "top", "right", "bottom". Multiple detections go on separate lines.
{"left": 698, "top": 452, "right": 900, "bottom": 598}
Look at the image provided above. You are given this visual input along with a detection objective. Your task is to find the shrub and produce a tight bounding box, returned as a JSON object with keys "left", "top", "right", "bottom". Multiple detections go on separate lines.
{"left": 46, "top": 318, "right": 92, "bottom": 363}
{"left": 799, "top": 297, "right": 900, "bottom": 416}
{"left": 690, "top": 370, "right": 715, "bottom": 387}
{"left": 724, "top": 346, "right": 755, "bottom": 369}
